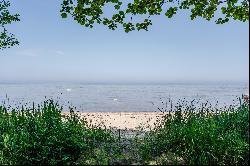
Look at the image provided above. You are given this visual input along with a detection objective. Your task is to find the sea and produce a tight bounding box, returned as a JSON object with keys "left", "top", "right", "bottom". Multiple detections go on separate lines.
{"left": 0, "top": 82, "right": 248, "bottom": 112}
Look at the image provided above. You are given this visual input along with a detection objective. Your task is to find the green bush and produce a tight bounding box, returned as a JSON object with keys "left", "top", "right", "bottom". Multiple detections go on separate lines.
{"left": 0, "top": 98, "right": 249, "bottom": 165}
{"left": 140, "top": 101, "right": 249, "bottom": 165}
{"left": 0, "top": 99, "right": 114, "bottom": 165}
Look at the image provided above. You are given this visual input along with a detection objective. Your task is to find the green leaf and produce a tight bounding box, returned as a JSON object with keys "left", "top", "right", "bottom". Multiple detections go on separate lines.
{"left": 114, "top": 5, "right": 120, "bottom": 10}
{"left": 221, "top": 7, "right": 227, "bottom": 14}
{"left": 61, "top": 13, "right": 67, "bottom": 18}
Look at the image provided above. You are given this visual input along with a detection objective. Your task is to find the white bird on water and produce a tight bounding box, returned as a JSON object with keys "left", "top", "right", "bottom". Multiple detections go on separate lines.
{"left": 66, "top": 88, "right": 71, "bottom": 92}
{"left": 113, "top": 98, "right": 118, "bottom": 101}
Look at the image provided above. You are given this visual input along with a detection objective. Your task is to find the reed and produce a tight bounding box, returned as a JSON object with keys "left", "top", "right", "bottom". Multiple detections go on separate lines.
{"left": 0, "top": 98, "right": 248, "bottom": 165}
{"left": 0, "top": 99, "right": 114, "bottom": 165}
{"left": 140, "top": 99, "right": 249, "bottom": 165}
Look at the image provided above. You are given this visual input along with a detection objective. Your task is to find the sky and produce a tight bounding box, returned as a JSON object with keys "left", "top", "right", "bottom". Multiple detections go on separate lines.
{"left": 0, "top": 0, "right": 249, "bottom": 84}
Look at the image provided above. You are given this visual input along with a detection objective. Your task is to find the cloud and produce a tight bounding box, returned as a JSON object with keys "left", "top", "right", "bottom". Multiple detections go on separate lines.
{"left": 16, "top": 49, "right": 66, "bottom": 57}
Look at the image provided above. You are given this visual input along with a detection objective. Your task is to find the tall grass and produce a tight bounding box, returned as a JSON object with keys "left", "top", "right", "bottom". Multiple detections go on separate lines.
{"left": 140, "top": 99, "right": 249, "bottom": 165}
{"left": 0, "top": 98, "right": 249, "bottom": 165}
{"left": 0, "top": 99, "right": 114, "bottom": 165}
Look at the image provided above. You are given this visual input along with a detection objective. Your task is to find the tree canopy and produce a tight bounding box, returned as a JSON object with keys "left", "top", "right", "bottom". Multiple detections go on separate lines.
{"left": 60, "top": 0, "right": 249, "bottom": 32}
{"left": 0, "top": 0, "right": 20, "bottom": 50}
{"left": 0, "top": 0, "right": 249, "bottom": 50}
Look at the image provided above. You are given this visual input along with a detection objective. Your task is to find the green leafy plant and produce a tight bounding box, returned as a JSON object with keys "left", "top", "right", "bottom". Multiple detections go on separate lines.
{"left": 0, "top": 99, "right": 114, "bottom": 165}
{"left": 140, "top": 99, "right": 249, "bottom": 165}
{"left": 0, "top": 98, "right": 248, "bottom": 165}
{"left": 60, "top": 0, "right": 249, "bottom": 32}
{"left": 0, "top": 0, "right": 20, "bottom": 50}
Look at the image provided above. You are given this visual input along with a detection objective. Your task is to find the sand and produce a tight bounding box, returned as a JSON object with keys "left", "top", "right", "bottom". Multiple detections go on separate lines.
{"left": 62, "top": 112, "right": 168, "bottom": 131}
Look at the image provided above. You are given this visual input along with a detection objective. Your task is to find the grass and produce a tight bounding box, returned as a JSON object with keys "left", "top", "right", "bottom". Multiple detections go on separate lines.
{"left": 140, "top": 99, "right": 249, "bottom": 165}
{"left": 0, "top": 98, "right": 249, "bottom": 165}
{"left": 0, "top": 100, "right": 115, "bottom": 165}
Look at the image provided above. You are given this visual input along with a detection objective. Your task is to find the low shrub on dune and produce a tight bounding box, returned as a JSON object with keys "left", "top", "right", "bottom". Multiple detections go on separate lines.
{"left": 0, "top": 100, "right": 114, "bottom": 165}
{"left": 140, "top": 99, "right": 249, "bottom": 165}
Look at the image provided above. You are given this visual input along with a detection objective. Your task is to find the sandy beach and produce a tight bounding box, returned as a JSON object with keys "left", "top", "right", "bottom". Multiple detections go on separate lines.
{"left": 62, "top": 112, "right": 168, "bottom": 131}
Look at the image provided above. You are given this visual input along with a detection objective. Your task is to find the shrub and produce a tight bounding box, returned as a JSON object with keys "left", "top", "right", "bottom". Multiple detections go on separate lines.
{"left": 0, "top": 99, "right": 114, "bottom": 165}
{"left": 140, "top": 100, "right": 249, "bottom": 165}
{"left": 0, "top": 98, "right": 248, "bottom": 165}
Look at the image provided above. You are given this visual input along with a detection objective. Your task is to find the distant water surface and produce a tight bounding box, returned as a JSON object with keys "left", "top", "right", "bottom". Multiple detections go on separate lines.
{"left": 0, "top": 82, "right": 248, "bottom": 112}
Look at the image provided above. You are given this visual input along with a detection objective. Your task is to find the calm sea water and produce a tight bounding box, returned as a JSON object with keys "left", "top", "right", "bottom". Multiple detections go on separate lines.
{"left": 0, "top": 82, "right": 248, "bottom": 112}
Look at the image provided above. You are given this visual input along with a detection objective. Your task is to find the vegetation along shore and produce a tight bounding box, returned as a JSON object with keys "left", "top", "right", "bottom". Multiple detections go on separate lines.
{"left": 0, "top": 97, "right": 248, "bottom": 165}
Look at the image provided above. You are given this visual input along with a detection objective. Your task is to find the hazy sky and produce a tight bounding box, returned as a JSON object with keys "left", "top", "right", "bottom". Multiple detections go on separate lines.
{"left": 0, "top": 0, "right": 249, "bottom": 83}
